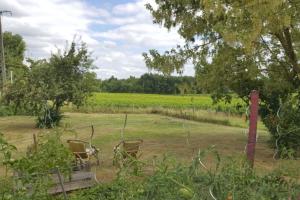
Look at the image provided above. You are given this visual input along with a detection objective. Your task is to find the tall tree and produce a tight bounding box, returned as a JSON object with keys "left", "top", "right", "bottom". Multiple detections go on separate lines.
{"left": 4, "top": 41, "right": 97, "bottom": 128}
{"left": 3, "top": 32, "right": 27, "bottom": 79}
{"left": 143, "top": 0, "right": 300, "bottom": 157}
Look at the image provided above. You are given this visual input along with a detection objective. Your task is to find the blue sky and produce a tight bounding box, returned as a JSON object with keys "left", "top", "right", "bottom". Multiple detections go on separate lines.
{"left": 87, "top": 0, "right": 135, "bottom": 8}
{"left": 1, "top": 0, "right": 194, "bottom": 79}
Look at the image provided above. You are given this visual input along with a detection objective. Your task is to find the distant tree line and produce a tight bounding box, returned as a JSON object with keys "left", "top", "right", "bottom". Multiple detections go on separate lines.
{"left": 100, "top": 73, "right": 200, "bottom": 94}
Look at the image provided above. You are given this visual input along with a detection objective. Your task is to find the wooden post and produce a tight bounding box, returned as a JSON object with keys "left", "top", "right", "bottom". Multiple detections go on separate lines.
{"left": 56, "top": 167, "right": 68, "bottom": 200}
{"left": 33, "top": 134, "right": 37, "bottom": 152}
{"left": 10, "top": 70, "right": 13, "bottom": 84}
{"left": 121, "top": 114, "right": 127, "bottom": 140}
{"left": 246, "top": 90, "right": 259, "bottom": 168}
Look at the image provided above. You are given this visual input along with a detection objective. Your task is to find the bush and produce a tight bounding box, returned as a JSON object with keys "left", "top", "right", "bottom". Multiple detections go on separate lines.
{"left": 0, "top": 105, "right": 14, "bottom": 116}
{"left": 2, "top": 142, "right": 300, "bottom": 199}
{"left": 8, "top": 129, "right": 74, "bottom": 200}
{"left": 36, "top": 107, "right": 64, "bottom": 128}
{"left": 273, "top": 94, "right": 300, "bottom": 158}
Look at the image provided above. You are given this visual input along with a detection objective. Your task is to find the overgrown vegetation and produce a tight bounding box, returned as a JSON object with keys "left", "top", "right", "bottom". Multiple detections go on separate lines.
{"left": 0, "top": 129, "right": 74, "bottom": 200}
{"left": 70, "top": 149, "right": 300, "bottom": 200}
{"left": 270, "top": 94, "right": 300, "bottom": 158}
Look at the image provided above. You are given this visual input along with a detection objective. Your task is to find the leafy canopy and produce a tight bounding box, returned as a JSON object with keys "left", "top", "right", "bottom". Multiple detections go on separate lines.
{"left": 0, "top": 32, "right": 27, "bottom": 86}
{"left": 4, "top": 41, "right": 98, "bottom": 127}
{"left": 143, "top": 0, "right": 300, "bottom": 156}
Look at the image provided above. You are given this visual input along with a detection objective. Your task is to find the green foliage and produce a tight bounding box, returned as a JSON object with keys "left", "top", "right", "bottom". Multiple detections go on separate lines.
{"left": 144, "top": 0, "right": 300, "bottom": 156}
{"left": 2, "top": 32, "right": 27, "bottom": 80}
{"left": 8, "top": 129, "right": 74, "bottom": 200}
{"left": 0, "top": 105, "right": 14, "bottom": 116}
{"left": 113, "top": 151, "right": 145, "bottom": 177}
{"left": 69, "top": 179, "right": 142, "bottom": 200}
{"left": 70, "top": 149, "right": 300, "bottom": 200}
{"left": 0, "top": 177, "right": 14, "bottom": 200}
{"left": 36, "top": 106, "right": 64, "bottom": 128}
{"left": 4, "top": 40, "right": 97, "bottom": 127}
{"left": 2, "top": 142, "right": 300, "bottom": 199}
{"left": 274, "top": 94, "right": 300, "bottom": 158}
{"left": 101, "top": 73, "right": 197, "bottom": 94}
{"left": 0, "top": 133, "right": 16, "bottom": 175}
{"left": 12, "top": 129, "right": 73, "bottom": 176}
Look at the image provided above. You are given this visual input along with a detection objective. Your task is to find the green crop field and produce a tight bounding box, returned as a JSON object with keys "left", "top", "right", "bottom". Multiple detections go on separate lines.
{"left": 86, "top": 93, "right": 246, "bottom": 114}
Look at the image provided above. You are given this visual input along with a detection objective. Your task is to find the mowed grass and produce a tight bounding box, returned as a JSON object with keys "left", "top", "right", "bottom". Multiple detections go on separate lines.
{"left": 1, "top": 113, "right": 298, "bottom": 182}
{"left": 86, "top": 93, "right": 246, "bottom": 114}
{"left": 72, "top": 92, "right": 265, "bottom": 129}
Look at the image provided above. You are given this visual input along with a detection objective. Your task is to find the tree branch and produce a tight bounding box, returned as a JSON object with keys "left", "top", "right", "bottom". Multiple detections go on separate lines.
{"left": 260, "top": 36, "right": 294, "bottom": 81}
{"left": 274, "top": 29, "right": 300, "bottom": 75}
{"left": 283, "top": 28, "right": 300, "bottom": 73}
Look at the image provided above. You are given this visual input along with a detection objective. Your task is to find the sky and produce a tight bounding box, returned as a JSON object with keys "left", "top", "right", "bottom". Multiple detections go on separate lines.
{"left": 0, "top": 0, "right": 194, "bottom": 79}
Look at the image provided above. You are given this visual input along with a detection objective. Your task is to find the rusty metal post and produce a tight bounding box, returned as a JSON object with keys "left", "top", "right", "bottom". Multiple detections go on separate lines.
{"left": 246, "top": 90, "right": 259, "bottom": 168}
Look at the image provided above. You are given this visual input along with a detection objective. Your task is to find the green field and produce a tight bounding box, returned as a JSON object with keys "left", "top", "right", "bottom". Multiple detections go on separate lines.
{"left": 86, "top": 93, "right": 246, "bottom": 114}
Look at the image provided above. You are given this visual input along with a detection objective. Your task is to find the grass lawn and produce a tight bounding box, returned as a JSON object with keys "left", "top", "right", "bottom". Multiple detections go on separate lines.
{"left": 1, "top": 113, "right": 298, "bottom": 182}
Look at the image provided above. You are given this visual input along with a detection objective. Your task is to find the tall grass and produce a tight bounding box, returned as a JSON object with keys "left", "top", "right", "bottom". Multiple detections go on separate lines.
{"left": 69, "top": 149, "right": 300, "bottom": 200}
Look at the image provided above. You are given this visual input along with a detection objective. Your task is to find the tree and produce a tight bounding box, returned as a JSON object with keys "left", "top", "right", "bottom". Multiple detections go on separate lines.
{"left": 100, "top": 73, "right": 196, "bottom": 94}
{"left": 4, "top": 41, "right": 97, "bottom": 128}
{"left": 3, "top": 32, "right": 27, "bottom": 80}
{"left": 143, "top": 0, "right": 300, "bottom": 157}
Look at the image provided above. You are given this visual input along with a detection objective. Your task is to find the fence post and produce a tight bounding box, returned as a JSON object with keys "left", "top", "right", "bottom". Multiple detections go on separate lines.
{"left": 55, "top": 167, "right": 68, "bottom": 200}
{"left": 33, "top": 134, "right": 37, "bottom": 152}
{"left": 246, "top": 90, "right": 259, "bottom": 168}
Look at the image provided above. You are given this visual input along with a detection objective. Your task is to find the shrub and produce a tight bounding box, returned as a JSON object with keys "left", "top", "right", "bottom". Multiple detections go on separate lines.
{"left": 0, "top": 105, "right": 14, "bottom": 116}
{"left": 36, "top": 107, "right": 64, "bottom": 128}
{"left": 9, "top": 129, "right": 74, "bottom": 199}
{"left": 272, "top": 94, "right": 300, "bottom": 158}
{"left": 70, "top": 148, "right": 300, "bottom": 200}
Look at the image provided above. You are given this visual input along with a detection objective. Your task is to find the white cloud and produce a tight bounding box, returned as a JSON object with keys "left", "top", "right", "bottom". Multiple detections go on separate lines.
{"left": 1, "top": 0, "right": 98, "bottom": 56}
{"left": 113, "top": 3, "right": 140, "bottom": 15}
{"left": 1, "top": 0, "right": 194, "bottom": 79}
{"left": 94, "top": 23, "right": 182, "bottom": 48}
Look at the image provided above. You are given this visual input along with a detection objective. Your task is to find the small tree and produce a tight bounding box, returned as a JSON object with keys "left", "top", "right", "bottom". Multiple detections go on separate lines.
{"left": 4, "top": 41, "right": 98, "bottom": 128}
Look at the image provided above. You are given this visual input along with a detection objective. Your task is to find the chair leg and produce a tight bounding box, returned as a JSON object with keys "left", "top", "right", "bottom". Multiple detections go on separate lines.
{"left": 86, "top": 160, "right": 92, "bottom": 171}
{"left": 95, "top": 152, "right": 100, "bottom": 166}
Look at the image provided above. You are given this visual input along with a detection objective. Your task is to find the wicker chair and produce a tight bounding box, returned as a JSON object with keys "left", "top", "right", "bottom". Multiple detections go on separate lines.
{"left": 113, "top": 139, "right": 143, "bottom": 166}
{"left": 67, "top": 139, "right": 100, "bottom": 169}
